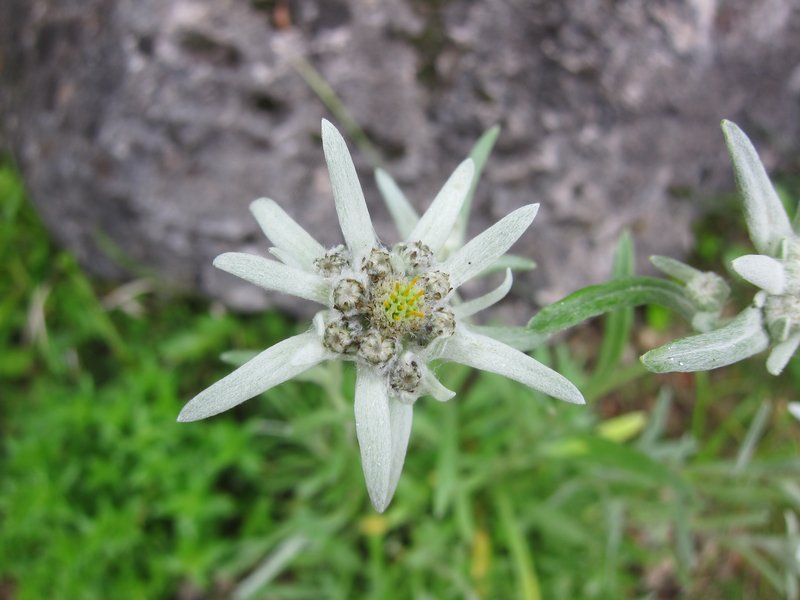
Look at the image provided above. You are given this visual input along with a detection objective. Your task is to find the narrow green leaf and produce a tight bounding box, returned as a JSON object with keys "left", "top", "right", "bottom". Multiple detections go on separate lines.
{"left": 232, "top": 535, "right": 309, "bottom": 600}
{"left": 785, "top": 511, "right": 799, "bottom": 600}
{"left": 593, "top": 231, "right": 635, "bottom": 378}
{"left": 375, "top": 168, "right": 419, "bottom": 239}
{"left": 602, "top": 500, "right": 624, "bottom": 595}
{"left": 673, "top": 494, "right": 695, "bottom": 574}
{"left": 793, "top": 199, "right": 800, "bottom": 234}
{"left": 479, "top": 253, "right": 537, "bottom": 276}
{"left": 583, "top": 362, "right": 648, "bottom": 404}
{"left": 612, "top": 230, "right": 635, "bottom": 276}
{"left": 162, "top": 314, "right": 237, "bottom": 362}
{"left": 542, "top": 435, "right": 689, "bottom": 493}
{"left": 734, "top": 401, "right": 772, "bottom": 473}
{"left": 641, "top": 306, "right": 770, "bottom": 373}
{"left": 650, "top": 255, "right": 702, "bottom": 283}
{"left": 528, "top": 276, "right": 695, "bottom": 335}
{"left": 524, "top": 504, "right": 593, "bottom": 547}
{"left": 433, "top": 402, "right": 459, "bottom": 517}
{"left": 291, "top": 56, "right": 383, "bottom": 168}
{"left": 494, "top": 491, "right": 541, "bottom": 600}
{"left": 454, "top": 126, "right": 500, "bottom": 243}
{"left": 723, "top": 539, "right": 786, "bottom": 594}
{"left": 697, "top": 389, "right": 769, "bottom": 461}
{"left": 638, "top": 387, "right": 672, "bottom": 449}
{"left": 691, "top": 371, "right": 713, "bottom": 441}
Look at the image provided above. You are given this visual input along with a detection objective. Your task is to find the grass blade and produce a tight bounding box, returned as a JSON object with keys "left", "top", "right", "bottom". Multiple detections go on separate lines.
{"left": 495, "top": 492, "right": 541, "bottom": 600}
{"left": 592, "top": 231, "right": 635, "bottom": 380}
{"left": 735, "top": 401, "right": 772, "bottom": 473}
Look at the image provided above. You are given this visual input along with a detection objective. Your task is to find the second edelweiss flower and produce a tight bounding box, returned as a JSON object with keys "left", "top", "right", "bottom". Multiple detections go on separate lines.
{"left": 178, "top": 120, "right": 584, "bottom": 512}
{"left": 724, "top": 120, "right": 800, "bottom": 375}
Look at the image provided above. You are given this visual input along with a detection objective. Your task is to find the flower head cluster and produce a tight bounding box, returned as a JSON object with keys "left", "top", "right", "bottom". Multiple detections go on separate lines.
{"left": 723, "top": 120, "right": 800, "bottom": 375}
{"left": 178, "top": 120, "right": 584, "bottom": 512}
{"left": 650, "top": 255, "right": 730, "bottom": 332}
{"left": 315, "top": 240, "right": 462, "bottom": 405}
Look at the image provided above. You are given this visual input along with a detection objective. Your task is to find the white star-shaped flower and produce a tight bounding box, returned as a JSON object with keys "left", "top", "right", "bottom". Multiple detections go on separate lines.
{"left": 178, "top": 120, "right": 584, "bottom": 512}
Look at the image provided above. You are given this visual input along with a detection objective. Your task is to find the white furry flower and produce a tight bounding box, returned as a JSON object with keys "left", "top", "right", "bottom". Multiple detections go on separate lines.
{"left": 178, "top": 120, "right": 584, "bottom": 512}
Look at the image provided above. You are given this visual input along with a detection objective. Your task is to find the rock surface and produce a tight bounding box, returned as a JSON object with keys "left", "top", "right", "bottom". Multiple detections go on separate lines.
{"left": 2, "top": 0, "right": 800, "bottom": 314}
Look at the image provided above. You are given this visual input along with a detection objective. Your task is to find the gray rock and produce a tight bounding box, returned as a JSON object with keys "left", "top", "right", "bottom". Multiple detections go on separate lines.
{"left": 2, "top": 0, "right": 799, "bottom": 315}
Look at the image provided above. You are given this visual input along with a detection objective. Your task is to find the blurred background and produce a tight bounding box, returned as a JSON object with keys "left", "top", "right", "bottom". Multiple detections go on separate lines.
{"left": 1, "top": 1, "right": 800, "bottom": 598}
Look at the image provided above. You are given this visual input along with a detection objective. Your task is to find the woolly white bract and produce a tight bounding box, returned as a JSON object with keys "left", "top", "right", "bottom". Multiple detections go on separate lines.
{"left": 178, "top": 120, "right": 584, "bottom": 512}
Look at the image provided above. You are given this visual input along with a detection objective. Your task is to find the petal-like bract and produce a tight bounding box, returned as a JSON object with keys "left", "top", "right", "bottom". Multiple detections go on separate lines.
{"left": 178, "top": 332, "right": 329, "bottom": 422}
{"left": 427, "top": 326, "right": 585, "bottom": 405}
{"left": 443, "top": 204, "right": 539, "bottom": 289}
{"left": 732, "top": 254, "right": 786, "bottom": 295}
{"left": 386, "top": 398, "right": 413, "bottom": 508}
{"left": 453, "top": 269, "right": 513, "bottom": 319}
{"left": 375, "top": 168, "right": 419, "bottom": 240}
{"left": 214, "top": 253, "right": 331, "bottom": 305}
{"left": 766, "top": 332, "right": 800, "bottom": 375}
{"left": 451, "top": 125, "right": 500, "bottom": 249}
{"left": 322, "top": 119, "right": 377, "bottom": 263}
{"left": 407, "top": 159, "right": 474, "bottom": 253}
{"left": 250, "top": 198, "right": 326, "bottom": 271}
{"left": 420, "top": 365, "right": 457, "bottom": 402}
{"left": 354, "top": 365, "right": 394, "bottom": 512}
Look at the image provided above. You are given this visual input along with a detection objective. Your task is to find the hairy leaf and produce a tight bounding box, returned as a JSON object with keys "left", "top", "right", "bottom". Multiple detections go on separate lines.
{"left": 640, "top": 306, "right": 769, "bottom": 373}
{"left": 528, "top": 277, "right": 695, "bottom": 335}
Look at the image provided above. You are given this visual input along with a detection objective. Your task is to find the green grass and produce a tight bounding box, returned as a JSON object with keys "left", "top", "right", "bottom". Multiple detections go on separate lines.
{"left": 1, "top": 162, "right": 799, "bottom": 599}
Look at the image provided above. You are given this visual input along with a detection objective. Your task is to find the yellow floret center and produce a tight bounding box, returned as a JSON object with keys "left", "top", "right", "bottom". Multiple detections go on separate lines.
{"left": 382, "top": 277, "right": 425, "bottom": 322}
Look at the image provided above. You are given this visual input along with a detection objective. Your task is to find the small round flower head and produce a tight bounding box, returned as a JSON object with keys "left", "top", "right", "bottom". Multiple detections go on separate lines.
{"left": 389, "top": 352, "right": 422, "bottom": 398}
{"left": 394, "top": 241, "right": 434, "bottom": 272}
{"left": 420, "top": 271, "right": 451, "bottom": 301}
{"left": 323, "top": 318, "right": 356, "bottom": 354}
{"left": 686, "top": 272, "right": 730, "bottom": 312}
{"left": 358, "top": 329, "right": 395, "bottom": 365}
{"left": 363, "top": 248, "right": 395, "bottom": 282}
{"left": 314, "top": 245, "right": 350, "bottom": 278}
{"left": 333, "top": 278, "right": 365, "bottom": 313}
{"left": 423, "top": 307, "right": 456, "bottom": 341}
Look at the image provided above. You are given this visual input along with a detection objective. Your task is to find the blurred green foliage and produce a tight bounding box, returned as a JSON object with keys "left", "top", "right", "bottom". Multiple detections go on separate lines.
{"left": 1, "top": 162, "right": 798, "bottom": 599}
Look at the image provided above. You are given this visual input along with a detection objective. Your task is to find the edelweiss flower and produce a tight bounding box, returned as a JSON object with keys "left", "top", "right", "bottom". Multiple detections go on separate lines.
{"left": 723, "top": 120, "right": 800, "bottom": 375}
{"left": 178, "top": 120, "right": 584, "bottom": 512}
